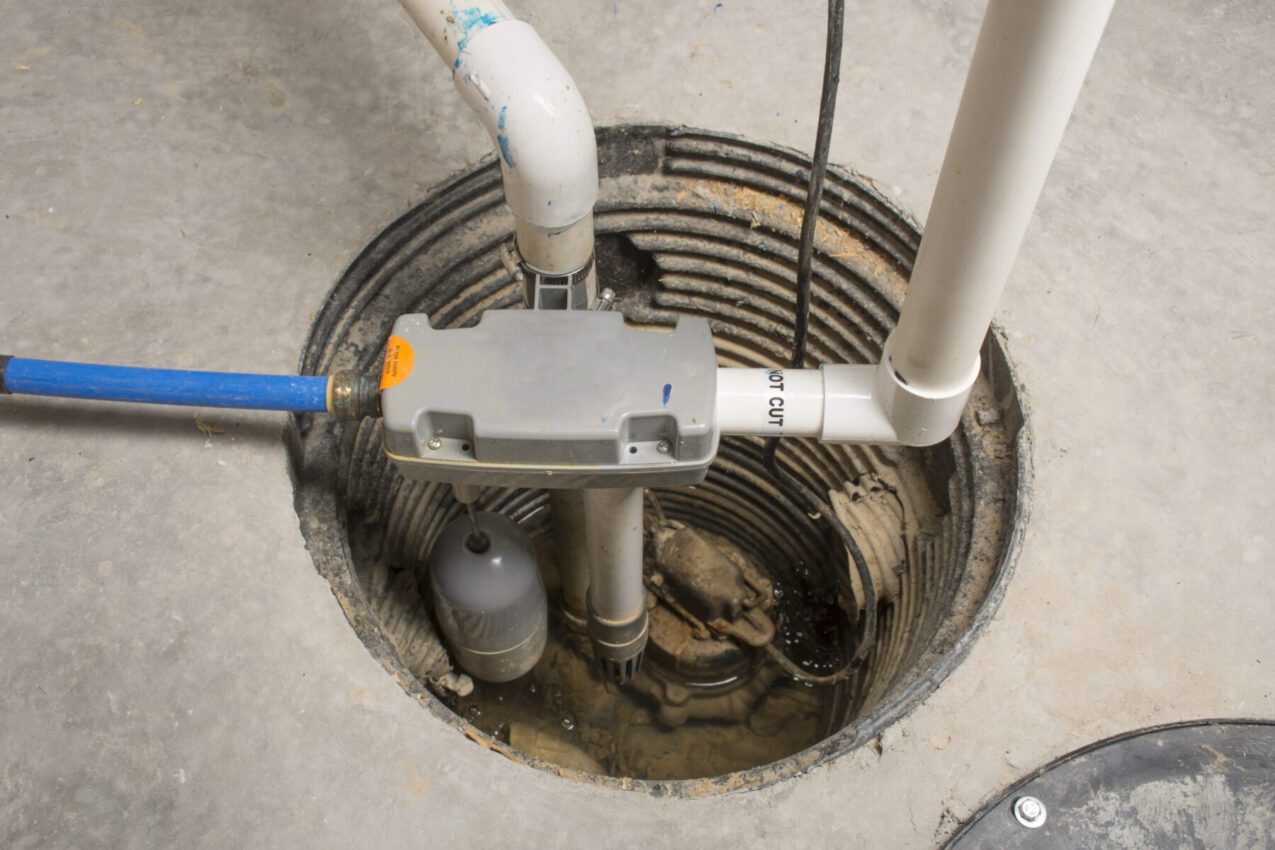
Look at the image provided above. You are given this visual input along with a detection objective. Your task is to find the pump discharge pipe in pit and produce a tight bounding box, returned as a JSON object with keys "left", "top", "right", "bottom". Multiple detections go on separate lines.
{"left": 0, "top": 0, "right": 1114, "bottom": 688}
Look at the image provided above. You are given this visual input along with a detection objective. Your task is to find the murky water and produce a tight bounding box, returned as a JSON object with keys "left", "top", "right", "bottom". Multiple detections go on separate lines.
{"left": 442, "top": 533, "right": 850, "bottom": 781}
{"left": 452, "top": 618, "right": 839, "bottom": 779}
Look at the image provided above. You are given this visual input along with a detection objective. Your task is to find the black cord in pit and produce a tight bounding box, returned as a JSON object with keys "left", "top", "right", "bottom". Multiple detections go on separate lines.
{"left": 764, "top": 0, "right": 879, "bottom": 674}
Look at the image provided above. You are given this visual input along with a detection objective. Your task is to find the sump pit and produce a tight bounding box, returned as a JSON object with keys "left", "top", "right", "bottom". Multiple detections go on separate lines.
{"left": 290, "top": 125, "right": 1027, "bottom": 791}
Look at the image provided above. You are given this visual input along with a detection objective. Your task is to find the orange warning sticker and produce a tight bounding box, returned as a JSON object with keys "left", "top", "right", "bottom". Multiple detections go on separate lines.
{"left": 379, "top": 335, "right": 415, "bottom": 390}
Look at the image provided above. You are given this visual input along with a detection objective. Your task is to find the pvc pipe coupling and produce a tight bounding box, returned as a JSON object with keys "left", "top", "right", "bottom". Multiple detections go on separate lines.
{"left": 715, "top": 341, "right": 980, "bottom": 447}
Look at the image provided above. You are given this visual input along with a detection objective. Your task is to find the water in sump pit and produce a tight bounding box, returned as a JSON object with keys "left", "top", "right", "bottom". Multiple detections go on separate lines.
{"left": 444, "top": 535, "right": 851, "bottom": 781}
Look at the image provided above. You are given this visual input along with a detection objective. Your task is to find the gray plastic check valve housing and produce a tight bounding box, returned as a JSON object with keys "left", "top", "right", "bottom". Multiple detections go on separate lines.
{"left": 380, "top": 310, "right": 720, "bottom": 488}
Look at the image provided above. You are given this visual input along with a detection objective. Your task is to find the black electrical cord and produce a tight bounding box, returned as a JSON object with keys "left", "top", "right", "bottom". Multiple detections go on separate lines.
{"left": 786, "top": 0, "right": 842, "bottom": 372}
{"left": 764, "top": 0, "right": 878, "bottom": 677}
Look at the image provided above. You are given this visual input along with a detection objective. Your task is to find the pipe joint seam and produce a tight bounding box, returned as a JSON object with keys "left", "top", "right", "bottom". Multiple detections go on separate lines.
{"left": 872, "top": 335, "right": 980, "bottom": 447}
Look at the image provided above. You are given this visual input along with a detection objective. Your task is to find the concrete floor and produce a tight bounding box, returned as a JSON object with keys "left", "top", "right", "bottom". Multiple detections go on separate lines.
{"left": 2, "top": 0, "right": 1272, "bottom": 846}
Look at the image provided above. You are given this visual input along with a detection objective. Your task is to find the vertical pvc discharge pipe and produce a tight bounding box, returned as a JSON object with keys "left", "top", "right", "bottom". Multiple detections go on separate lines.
{"left": 582, "top": 487, "right": 649, "bottom": 683}
{"left": 711, "top": 1, "right": 1112, "bottom": 448}
{"left": 583, "top": 488, "right": 646, "bottom": 620}
{"left": 879, "top": 0, "right": 1114, "bottom": 443}
{"left": 0, "top": 357, "right": 330, "bottom": 411}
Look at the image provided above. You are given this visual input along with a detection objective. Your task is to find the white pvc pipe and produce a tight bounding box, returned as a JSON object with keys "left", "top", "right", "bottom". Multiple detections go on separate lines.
{"left": 582, "top": 488, "right": 645, "bottom": 623}
{"left": 888, "top": 0, "right": 1114, "bottom": 394}
{"left": 397, "top": 0, "right": 513, "bottom": 67}
{"left": 716, "top": 368, "right": 824, "bottom": 437}
{"left": 397, "top": 1, "right": 598, "bottom": 276}
{"left": 719, "top": 0, "right": 1112, "bottom": 447}
{"left": 515, "top": 214, "right": 595, "bottom": 276}
{"left": 715, "top": 366, "right": 897, "bottom": 444}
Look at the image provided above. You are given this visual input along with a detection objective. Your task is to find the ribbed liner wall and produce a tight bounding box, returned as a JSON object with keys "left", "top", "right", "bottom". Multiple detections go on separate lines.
{"left": 291, "top": 125, "right": 1026, "bottom": 790}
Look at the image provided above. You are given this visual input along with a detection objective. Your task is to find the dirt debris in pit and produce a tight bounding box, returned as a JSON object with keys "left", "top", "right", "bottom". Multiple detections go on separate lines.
{"left": 444, "top": 527, "right": 842, "bottom": 782}
{"left": 450, "top": 614, "right": 832, "bottom": 781}
{"left": 677, "top": 180, "right": 900, "bottom": 282}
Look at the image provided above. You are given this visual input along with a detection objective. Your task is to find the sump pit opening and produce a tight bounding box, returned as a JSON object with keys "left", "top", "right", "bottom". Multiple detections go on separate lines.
{"left": 290, "top": 125, "right": 1027, "bottom": 793}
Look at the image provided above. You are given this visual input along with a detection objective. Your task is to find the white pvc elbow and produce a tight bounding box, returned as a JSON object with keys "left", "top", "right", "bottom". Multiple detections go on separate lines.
{"left": 452, "top": 21, "right": 598, "bottom": 236}
{"left": 398, "top": 2, "right": 598, "bottom": 275}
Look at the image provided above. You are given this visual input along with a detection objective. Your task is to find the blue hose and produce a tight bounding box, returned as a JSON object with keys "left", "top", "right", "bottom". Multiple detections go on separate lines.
{"left": 0, "top": 356, "right": 329, "bottom": 412}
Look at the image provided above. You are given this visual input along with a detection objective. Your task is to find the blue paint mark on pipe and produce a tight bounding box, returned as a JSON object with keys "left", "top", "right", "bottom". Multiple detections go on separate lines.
{"left": 449, "top": 4, "right": 505, "bottom": 54}
{"left": 495, "top": 102, "right": 515, "bottom": 167}
{"left": 662, "top": 383, "right": 672, "bottom": 407}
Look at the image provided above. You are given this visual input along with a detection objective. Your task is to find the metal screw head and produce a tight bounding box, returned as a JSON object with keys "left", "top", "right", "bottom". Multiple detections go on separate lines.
{"left": 656, "top": 440, "right": 672, "bottom": 454}
{"left": 592, "top": 287, "right": 616, "bottom": 311}
{"left": 427, "top": 436, "right": 443, "bottom": 451}
{"left": 1012, "top": 796, "right": 1047, "bottom": 829}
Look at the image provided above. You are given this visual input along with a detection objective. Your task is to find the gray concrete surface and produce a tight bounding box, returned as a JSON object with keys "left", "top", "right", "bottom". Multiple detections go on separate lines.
{"left": 1, "top": 0, "right": 1272, "bottom": 847}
